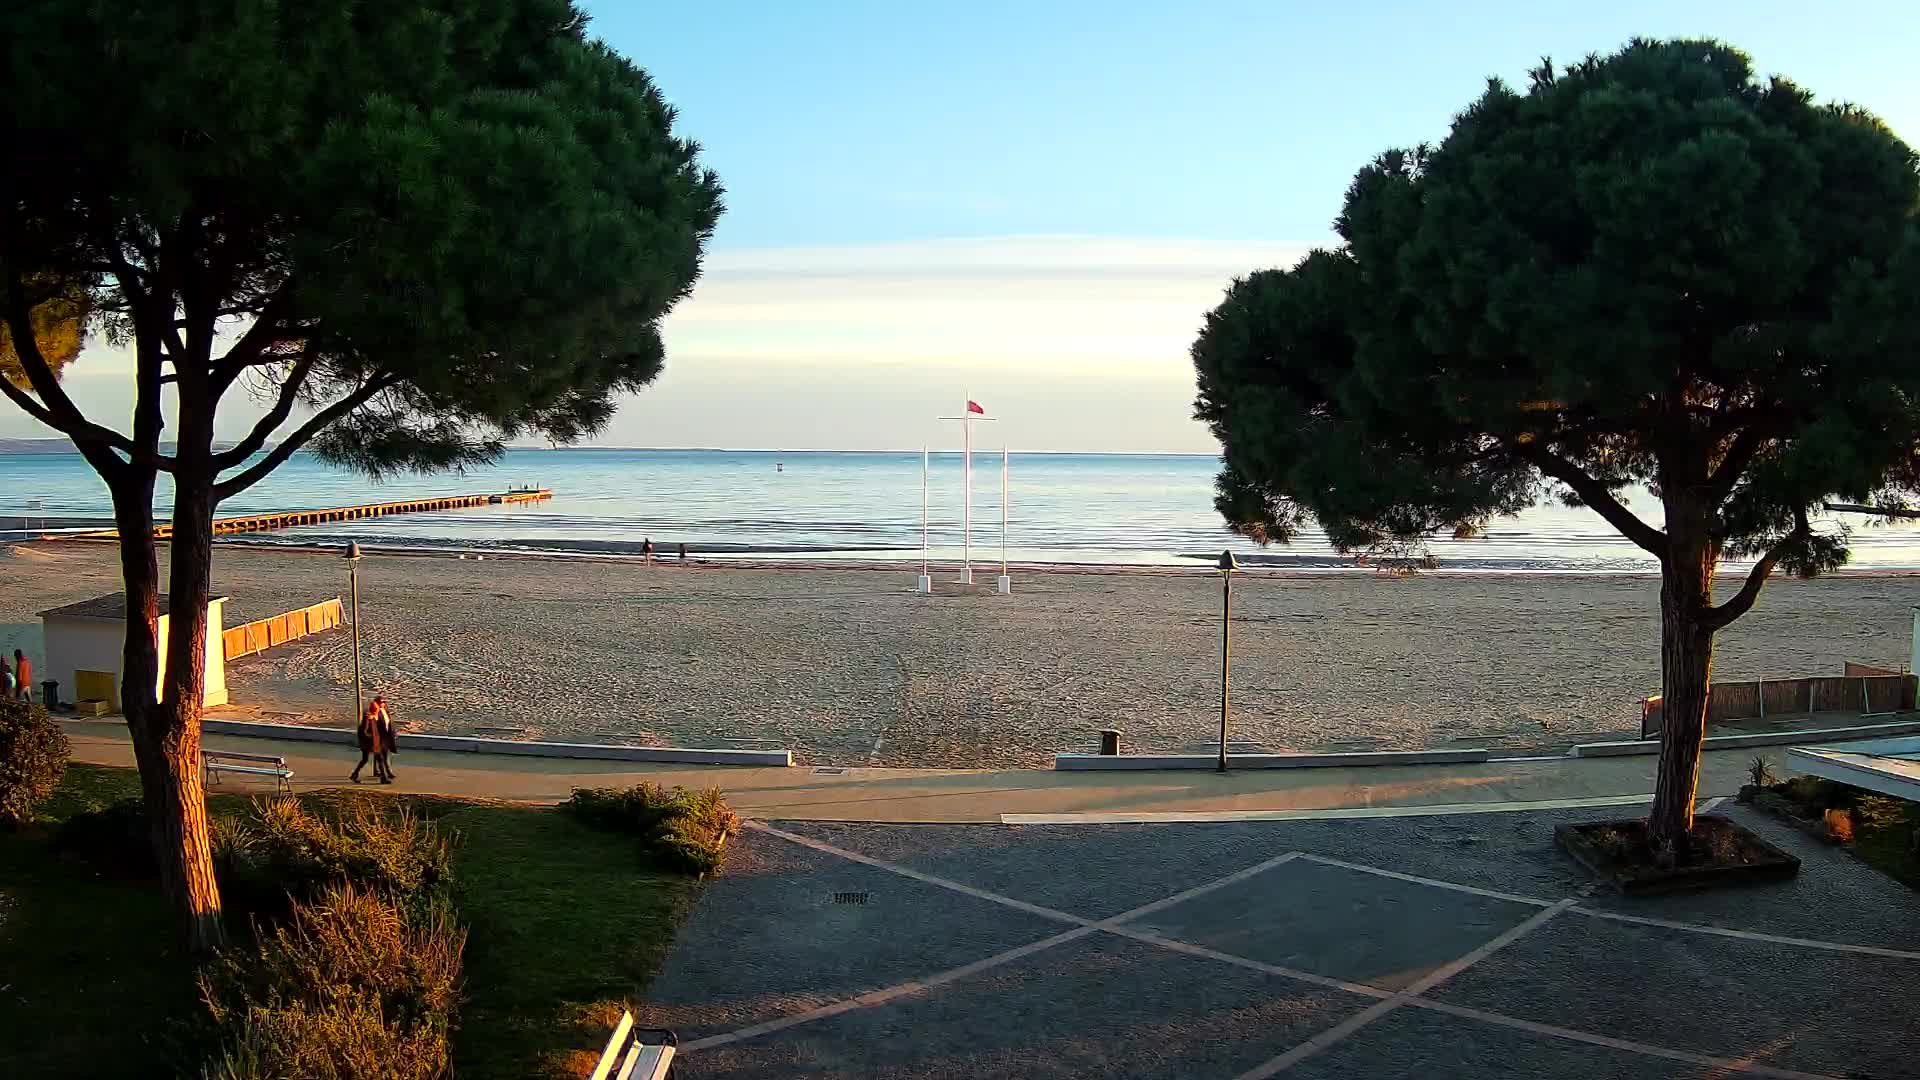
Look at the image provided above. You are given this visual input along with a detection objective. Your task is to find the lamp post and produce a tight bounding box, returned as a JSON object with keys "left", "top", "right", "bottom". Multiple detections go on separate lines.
{"left": 344, "top": 542, "right": 363, "bottom": 726}
{"left": 1217, "top": 549, "right": 1238, "bottom": 773}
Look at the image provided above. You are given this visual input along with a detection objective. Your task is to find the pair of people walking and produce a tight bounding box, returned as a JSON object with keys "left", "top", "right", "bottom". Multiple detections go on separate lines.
{"left": 351, "top": 694, "right": 397, "bottom": 784}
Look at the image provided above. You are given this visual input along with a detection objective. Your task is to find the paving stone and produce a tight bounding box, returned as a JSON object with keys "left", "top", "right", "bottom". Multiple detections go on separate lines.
{"left": 1287, "top": 1004, "right": 1693, "bottom": 1080}
{"left": 672, "top": 932, "right": 1369, "bottom": 1079}
{"left": 1429, "top": 913, "right": 1920, "bottom": 1077}
{"left": 1121, "top": 857, "right": 1543, "bottom": 990}
{"left": 642, "top": 828, "right": 1072, "bottom": 1039}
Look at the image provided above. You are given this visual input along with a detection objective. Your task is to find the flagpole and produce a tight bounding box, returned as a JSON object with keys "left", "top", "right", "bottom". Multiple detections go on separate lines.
{"left": 917, "top": 446, "right": 932, "bottom": 593}
{"left": 962, "top": 391, "right": 973, "bottom": 584}
{"left": 997, "top": 444, "right": 1011, "bottom": 594}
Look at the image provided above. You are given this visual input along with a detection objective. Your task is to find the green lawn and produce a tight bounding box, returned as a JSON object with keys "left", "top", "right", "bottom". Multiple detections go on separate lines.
{"left": 0, "top": 764, "right": 703, "bottom": 1078}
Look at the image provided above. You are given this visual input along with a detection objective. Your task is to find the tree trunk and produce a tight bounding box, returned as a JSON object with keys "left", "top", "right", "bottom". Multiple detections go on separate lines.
{"left": 110, "top": 465, "right": 227, "bottom": 952}
{"left": 1648, "top": 533, "right": 1716, "bottom": 843}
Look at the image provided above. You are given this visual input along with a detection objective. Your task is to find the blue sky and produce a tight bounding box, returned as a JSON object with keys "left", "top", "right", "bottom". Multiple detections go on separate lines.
{"left": 17, "top": 2, "right": 1920, "bottom": 452}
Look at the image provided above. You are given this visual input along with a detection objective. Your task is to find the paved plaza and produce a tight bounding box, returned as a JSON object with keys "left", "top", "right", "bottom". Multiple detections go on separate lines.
{"left": 646, "top": 802, "right": 1920, "bottom": 1078}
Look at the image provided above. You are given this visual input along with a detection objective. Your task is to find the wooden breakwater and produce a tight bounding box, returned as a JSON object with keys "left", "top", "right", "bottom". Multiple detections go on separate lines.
{"left": 224, "top": 598, "right": 345, "bottom": 661}
{"left": 73, "top": 488, "right": 552, "bottom": 540}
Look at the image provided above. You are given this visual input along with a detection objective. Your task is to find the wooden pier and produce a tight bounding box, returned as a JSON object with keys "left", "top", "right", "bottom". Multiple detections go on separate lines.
{"left": 75, "top": 489, "right": 552, "bottom": 540}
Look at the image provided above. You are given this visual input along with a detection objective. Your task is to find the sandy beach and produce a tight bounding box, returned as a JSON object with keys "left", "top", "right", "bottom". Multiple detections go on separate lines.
{"left": 2, "top": 542, "right": 1915, "bottom": 767}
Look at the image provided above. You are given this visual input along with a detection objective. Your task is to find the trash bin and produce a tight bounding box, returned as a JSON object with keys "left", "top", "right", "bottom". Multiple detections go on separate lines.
{"left": 1098, "top": 728, "right": 1122, "bottom": 756}
{"left": 40, "top": 680, "right": 60, "bottom": 709}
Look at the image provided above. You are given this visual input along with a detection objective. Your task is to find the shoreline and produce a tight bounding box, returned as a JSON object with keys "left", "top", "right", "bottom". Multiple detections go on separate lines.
{"left": 22, "top": 534, "right": 1920, "bottom": 580}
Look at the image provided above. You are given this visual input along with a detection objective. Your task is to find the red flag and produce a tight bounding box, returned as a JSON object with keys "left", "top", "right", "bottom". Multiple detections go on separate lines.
{"left": 967, "top": 400, "right": 985, "bottom": 415}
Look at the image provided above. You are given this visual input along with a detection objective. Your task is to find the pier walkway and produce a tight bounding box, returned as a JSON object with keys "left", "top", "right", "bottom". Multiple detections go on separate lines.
{"left": 73, "top": 488, "right": 552, "bottom": 540}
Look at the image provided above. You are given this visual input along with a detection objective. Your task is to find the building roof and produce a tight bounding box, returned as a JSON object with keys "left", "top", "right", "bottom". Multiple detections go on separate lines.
{"left": 37, "top": 592, "right": 228, "bottom": 621}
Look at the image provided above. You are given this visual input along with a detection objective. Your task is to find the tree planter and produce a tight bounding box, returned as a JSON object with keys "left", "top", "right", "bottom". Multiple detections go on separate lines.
{"left": 1554, "top": 816, "right": 1800, "bottom": 895}
{"left": 1741, "top": 790, "right": 1844, "bottom": 845}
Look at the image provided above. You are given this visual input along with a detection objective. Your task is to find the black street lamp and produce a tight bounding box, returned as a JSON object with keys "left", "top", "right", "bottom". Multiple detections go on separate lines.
{"left": 1217, "top": 549, "right": 1238, "bottom": 773}
{"left": 344, "top": 542, "right": 363, "bottom": 726}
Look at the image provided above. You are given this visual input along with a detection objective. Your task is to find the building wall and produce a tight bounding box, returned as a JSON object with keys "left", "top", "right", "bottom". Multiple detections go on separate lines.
{"left": 41, "top": 598, "right": 229, "bottom": 710}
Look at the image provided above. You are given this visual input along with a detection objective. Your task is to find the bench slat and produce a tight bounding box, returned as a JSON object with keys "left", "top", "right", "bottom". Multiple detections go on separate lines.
{"left": 209, "top": 764, "right": 292, "bottom": 777}
{"left": 203, "top": 750, "right": 288, "bottom": 765}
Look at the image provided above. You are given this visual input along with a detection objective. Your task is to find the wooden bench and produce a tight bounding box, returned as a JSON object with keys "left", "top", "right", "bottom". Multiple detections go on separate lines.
{"left": 202, "top": 749, "right": 293, "bottom": 795}
{"left": 590, "top": 1010, "right": 676, "bottom": 1080}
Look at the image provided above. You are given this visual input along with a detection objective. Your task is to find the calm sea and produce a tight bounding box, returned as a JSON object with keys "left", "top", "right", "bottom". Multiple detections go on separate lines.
{"left": 5, "top": 447, "right": 1920, "bottom": 572}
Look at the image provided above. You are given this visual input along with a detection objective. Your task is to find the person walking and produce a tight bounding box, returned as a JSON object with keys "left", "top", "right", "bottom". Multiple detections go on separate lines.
{"left": 1, "top": 661, "right": 14, "bottom": 701}
{"left": 12, "top": 649, "right": 30, "bottom": 703}
{"left": 351, "top": 694, "right": 397, "bottom": 784}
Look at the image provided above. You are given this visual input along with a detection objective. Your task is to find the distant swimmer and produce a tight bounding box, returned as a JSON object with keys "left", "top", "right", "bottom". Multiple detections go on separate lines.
{"left": 776, "top": 462, "right": 784, "bottom": 472}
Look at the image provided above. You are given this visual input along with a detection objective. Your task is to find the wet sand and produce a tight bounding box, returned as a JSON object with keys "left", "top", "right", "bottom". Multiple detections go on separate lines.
{"left": 2, "top": 543, "right": 1914, "bottom": 767}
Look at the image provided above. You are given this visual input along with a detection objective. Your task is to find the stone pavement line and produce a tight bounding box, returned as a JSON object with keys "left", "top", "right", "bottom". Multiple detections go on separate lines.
{"left": 1403, "top": 999, "right": 1840, "bottom": 1080}
{"left": 1292, "top": 853, "right": 1557, "bottom": 908}
{"left": 678, "top": 924, "right": 1103, "bottom": 1054}
{"left": 1229, "top": 900, "right": 1578, "bottom": 1080}
{"left": 680, "top": 833, "right": 1313, "bottom": 1055}
{"left": 1001, "top": 793, "right": 1659, "bottom": 825}
{"left": 1570, "top": 907, "right": 1920, "bottom": 961}
{"left": 1300, "top": 854, "right": 1920, "bottom": 962}
{"left": 708, "top": 824, "right": 1880, "bottom": 1078}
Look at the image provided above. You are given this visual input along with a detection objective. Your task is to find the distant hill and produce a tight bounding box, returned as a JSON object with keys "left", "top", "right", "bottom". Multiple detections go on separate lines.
{"left": 0, "top": 437, "right": 251, "bottom": 454}
{"left": 0, "top": 438, "right": 80, "bottom": 454}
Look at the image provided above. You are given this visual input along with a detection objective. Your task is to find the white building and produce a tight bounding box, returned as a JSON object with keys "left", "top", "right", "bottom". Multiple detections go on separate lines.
{"left": 37, "top": 593, "right": 229, "bottom": 710}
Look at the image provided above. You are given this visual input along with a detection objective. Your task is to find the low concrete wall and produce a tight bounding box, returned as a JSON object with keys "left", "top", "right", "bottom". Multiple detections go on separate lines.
{"left": 200, "top": 718, "right": 792, "bottom": 767}
{"left": 1054, "top": 748, "right": 1490, "bottom": 771}
{"left": 1574, "top": 718, "right": 1920, "bottom": 758}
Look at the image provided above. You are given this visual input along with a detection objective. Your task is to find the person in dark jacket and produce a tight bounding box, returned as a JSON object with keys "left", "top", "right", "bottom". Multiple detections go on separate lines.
{"left": 351, "top": 694, "right": 397, "bottom": 784}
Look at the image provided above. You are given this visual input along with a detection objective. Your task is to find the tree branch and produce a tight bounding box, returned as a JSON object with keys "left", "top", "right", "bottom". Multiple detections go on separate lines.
{"left": 209, "top": 284, "right": 296, "bottom": 395}
{"left": 212, "top": 374, "right": 399, "bottom": 501}
{"left": 1702, "top": 509, "right": 1811, "bottom": 630}
{"left": 1, "top": 274, "right": 166, "bottom": 473}
{"left": 1515, "top": 441, "right": 1667, "bottom": 556}
{"left": 1708, "top": 426, "right": 1771, "bottom": 503}
{"left": 212, "top": 349, "right": 318, "bottom": 468}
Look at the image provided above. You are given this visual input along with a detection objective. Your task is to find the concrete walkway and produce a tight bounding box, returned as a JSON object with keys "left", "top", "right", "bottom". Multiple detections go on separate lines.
{"left": 68, "top": 720, "right": 1773, "bottom": 822}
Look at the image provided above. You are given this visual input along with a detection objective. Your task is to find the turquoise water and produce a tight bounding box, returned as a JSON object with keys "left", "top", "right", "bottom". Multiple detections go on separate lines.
{"left": 5, "top": 447, "right": 1920, "bottom": 571}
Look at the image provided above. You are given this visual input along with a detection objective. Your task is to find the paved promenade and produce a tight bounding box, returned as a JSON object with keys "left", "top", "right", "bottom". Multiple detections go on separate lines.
{"left": 65, "top": 719, "right": 1768, "bottom": 821}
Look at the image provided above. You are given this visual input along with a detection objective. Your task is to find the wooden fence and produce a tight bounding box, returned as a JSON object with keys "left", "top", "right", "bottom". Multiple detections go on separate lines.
{"left": 1641, "top": 665, "right": 1916, "bottom": 738}
{"left": 223, "top": 598, "right": 345, "bottom": 662}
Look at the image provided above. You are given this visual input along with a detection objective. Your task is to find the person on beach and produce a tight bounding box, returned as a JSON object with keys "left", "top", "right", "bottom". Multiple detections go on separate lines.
{"left": 1, "top": 661, "right": 14, "bottom": 701}
{"left": 351, "top": 694, "right": 397, "bottom": 784}
{"left": 12, "top": 649, "right": 30, "bottom": 703}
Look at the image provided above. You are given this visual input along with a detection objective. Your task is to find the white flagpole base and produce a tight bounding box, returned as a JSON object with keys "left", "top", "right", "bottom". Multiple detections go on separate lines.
{"left": 996, "top": 574, "right": 1011, "bottom": 595}
{"left": 916, "top": 574, "right": 933, "bottom": 594}
{"left": 961, "top": 567, "right": 974, "bottom": 585}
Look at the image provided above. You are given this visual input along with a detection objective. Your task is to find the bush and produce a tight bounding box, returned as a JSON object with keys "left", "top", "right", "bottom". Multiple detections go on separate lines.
{"left": 200, "top": 882, "right": 466, "bottom": 1080}
{"left": 55, "top": 797, "right": 157, "bottom": 876}
{"left": 0, "top": 699, "right": 69, "bottom": 826}
{"left": 1823, "top": 808, "right": 1855, "bottom": 844}
{"left": 220, "top": 797, "right": 452, "bottom": 922}
{"left": 561, "top": 783, "right": 738, "bottom": 874}
{"left": 1746, "top": 756, "right": 1778, "bottom": 789}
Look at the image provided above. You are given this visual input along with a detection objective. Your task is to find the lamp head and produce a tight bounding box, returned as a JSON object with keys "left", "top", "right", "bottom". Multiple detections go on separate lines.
{"left": 344, "top": 542, "right": 362, "bottom": 561}
{"left": 1217, "top": 549, "right": 1239, "bottom": 572}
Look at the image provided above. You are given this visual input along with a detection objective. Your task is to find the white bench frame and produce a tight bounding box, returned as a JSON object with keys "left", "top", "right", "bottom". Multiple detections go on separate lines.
{"left": 202, "top": 749, "right": 294, "bottom": 795}
{"left": 590, "top": 1010, "right": 675, "bottom": 1080}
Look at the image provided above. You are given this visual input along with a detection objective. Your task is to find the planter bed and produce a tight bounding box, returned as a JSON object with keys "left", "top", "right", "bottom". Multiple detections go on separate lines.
{"left": 1554, "top": 815, "right": 1800, "bottom": 895}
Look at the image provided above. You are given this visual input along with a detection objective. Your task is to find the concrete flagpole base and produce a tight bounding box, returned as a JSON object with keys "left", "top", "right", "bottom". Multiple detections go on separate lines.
{"left": 916, "top": 574, "right": 933, "bottom": 594}
{"left": 996, "top": 574, "right": 1012, "bottom": 594}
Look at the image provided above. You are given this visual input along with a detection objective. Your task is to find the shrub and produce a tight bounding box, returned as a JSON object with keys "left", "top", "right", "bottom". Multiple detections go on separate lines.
{"left": 55, "top": 797, "right": 156, "bottom": 876}
{"left": 0, "top": 699, "right": 69, "bottom": 826}
{"left": 1746, "top": 756, "right": 1778, "bottom": 789}
{"left": 1823, "top": 808, "right": 1855, "bottom": 844}
{"left": 200, "top": 882, "right": 466, "bottom": 1080}
{"left": 562, "top": 783, "right": 738, "bottom": 874}
{"left": 222, "top": 797, "right": 452, "bottom": 922}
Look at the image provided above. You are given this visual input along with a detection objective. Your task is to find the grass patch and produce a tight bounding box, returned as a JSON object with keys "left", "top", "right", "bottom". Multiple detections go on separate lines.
{"left": 0, "top": 764, "right": 703, "bottom": 1078}
{"left": 0, "top": 764, "right": 194, "bottom": 1075}
{"left": 447, "top": 800, "right": 702, "bottom": 1080}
